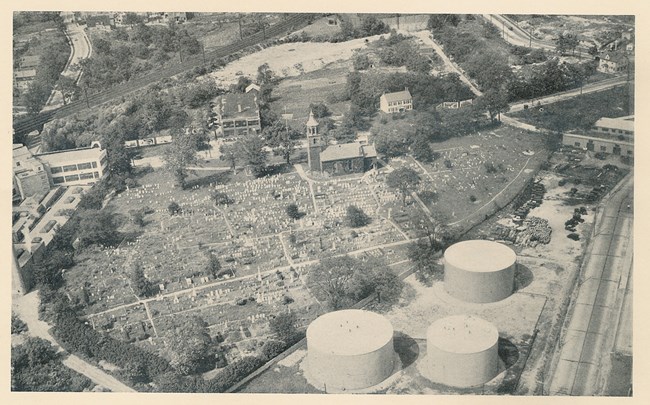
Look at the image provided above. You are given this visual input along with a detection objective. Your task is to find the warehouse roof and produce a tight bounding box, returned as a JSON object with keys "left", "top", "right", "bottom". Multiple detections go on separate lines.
{"left": 594, "top": 116, "right": 634, "bottom": 133}
{"left": 214, "top": 92, "right": 259, "bottom": 120}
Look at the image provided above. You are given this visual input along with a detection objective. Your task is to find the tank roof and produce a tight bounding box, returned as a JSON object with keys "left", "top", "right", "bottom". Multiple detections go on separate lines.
{"left": 307, "top": 309, "right": 393, "bottom": 356}
{"left": 444, "top": 240, "right": 516, "bottom": 273}
{"left": 427, "top": 315, "right": 499, "bottom": 354}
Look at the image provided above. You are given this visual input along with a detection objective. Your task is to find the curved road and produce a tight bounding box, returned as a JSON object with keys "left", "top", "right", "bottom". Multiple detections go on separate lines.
{"left": 44, "top": 22, "right": 92, "bottom": 111}
{"left": 13, "top": 291, "right": 136, "bottom": 392}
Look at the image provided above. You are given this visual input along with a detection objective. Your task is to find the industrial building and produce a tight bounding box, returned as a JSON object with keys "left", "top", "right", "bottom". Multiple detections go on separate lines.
{"left": 424, "top": 315, "right": 500, "bottom": 387}
{"left": 444, "top": 240, "right": 516, "bottom": 303}
{"left": 306, "top": 309, "right": 395, "bottom": 391}
{"left": 562, "top": 115, "right": 634, "bottom": 157}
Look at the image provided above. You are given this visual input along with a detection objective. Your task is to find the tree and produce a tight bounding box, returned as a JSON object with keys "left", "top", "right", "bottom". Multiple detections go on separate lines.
{"left": 385, "top": 167, "right": 421, "bottom": 205}
{"left": 427, "top": 14, "right": 461, "bottom": 31}
{"left": 465, "top": 51, "right": 513, "bottom": 90}
{"left": 232, "top": 76, "right": 252, "bottom": 93}
{"left": 411, "top": 132, "right": 434, "bottom": 162}
{"left": 406, "top": 213, "right": 457, "bottom": 284}
{"left": 359, "top": 15, "right": 389, "bottom": 36}
{"left": 163, "top": 130, "right": 199, "bottom": 188}
{"left": 129, "top": 209, "right": 145, "bottom": 227}
{"left": 256, "top": 63, "right": 275, "bottom": 86}
{"left": 23, "top": 81, "right": 51, "bottom": 115}
{"left": 353, "top": 54, "right": 371, "bottom": 71}
{"left": 555, "top": 32, "right": 580, "bottom": 56}
{"left": 307, "top": 255, "right": 403, "bottom": 310}
{"left": 286, "top": 203, "right": 303, "bottom": 220}
{"left": 346, "top": 205, "right": 371, "bottom": 227}
{"left": 234, "top": 135, "right": 268, "bottom": 177}
{"left": 264, "top": 121, "right": 298, "bottom": 165}
{"left": 588, "top": 44, "right": 598, "bottom": 57}
{"left": 205, "top": 252, "right": 222, "bottom": 278}
{"left": 269, "top": 312, "right": 299, "bottom": 343}
{"left": 167, "top": 316, "right": 215, "bottom": 375}
{"left": 219, "top": 144, "right": 239, "bottom": 173}
{"left": 476, "top": 86, "right": 510, "bottom": 122}
{"left": 309, "top": 102, "right": 332, "bottom": 119}
{"left": 130, "top": 261, "right": 153, "bottom": 298}
{"left": 168, "top": 201, "right": 182, "bottom": 215}
{"left": 212, "top": 191, "right": 234, "bottom": 205}
{"left": 77, "top": 210, "right": 121, "bottom": 248}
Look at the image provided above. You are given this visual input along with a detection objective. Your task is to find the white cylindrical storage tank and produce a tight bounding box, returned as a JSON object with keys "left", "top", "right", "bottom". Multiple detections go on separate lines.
{"left": 444, "top": 240, "right": 516, "bottom": 303}
{"left": 307, "top": 309, "right": 395, "bottom": 391}
{"left": 425, "top": 315, "right": 499, "bottom": 387}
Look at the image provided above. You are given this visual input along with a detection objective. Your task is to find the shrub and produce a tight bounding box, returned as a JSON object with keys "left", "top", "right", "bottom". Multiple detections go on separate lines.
{"left": 168, "top": 201, "right": 182, "bottom": 215}
{"left": 469, "top": 195, "right": 477, "bottom": 202}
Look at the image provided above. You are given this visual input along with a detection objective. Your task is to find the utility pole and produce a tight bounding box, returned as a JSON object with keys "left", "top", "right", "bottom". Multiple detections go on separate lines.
{"left": 396, "top": 13, "right": 400, "bottom": 30}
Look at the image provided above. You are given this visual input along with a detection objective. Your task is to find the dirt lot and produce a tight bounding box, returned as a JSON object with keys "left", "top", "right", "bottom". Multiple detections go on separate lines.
{"left": 208, "top": 36, "right": 380, "bottom": 88}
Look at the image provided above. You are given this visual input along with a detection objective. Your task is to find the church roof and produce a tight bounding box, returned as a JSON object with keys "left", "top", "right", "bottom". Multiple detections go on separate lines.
{"left": 306, "top": 110, "right": 319, "bottom": 127}
{"left": 320, "top": 142, "right": 376, "bottom": 162}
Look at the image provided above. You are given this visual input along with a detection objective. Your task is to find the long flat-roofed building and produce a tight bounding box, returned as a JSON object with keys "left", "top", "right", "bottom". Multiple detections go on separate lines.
{"left": 36, "top": 142, "right": 108, "bottom": 186}
{"left": 563, "top": 115, "right": 634, "bottom": 157}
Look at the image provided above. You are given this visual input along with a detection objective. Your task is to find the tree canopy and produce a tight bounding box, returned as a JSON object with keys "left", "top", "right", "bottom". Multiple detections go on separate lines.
{"left": 385, "top": 167, "right": 421, "bottom": 205}
{"left": 307, "top": 255, "right": 403, "bottom": 310}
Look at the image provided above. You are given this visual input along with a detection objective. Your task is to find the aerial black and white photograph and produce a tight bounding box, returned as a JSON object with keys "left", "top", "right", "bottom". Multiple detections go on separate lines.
{"left": 8, "top": 1, "right": 637, "bottom": 398}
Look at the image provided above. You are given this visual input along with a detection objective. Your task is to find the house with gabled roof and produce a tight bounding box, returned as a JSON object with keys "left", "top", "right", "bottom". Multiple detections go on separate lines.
{"left": 379, "top": 88, "right": 413, "bottom": 114}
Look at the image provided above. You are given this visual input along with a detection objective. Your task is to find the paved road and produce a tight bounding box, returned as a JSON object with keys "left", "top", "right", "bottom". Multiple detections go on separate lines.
{"left": 44, "top": 23, "right": 92, "bottom": 111}
{"left": 549, "top": 172, "right": 633, "bottom": 395}
{"left": 507, "top": 76, "right": 629, "bottom": 114}
{"left": 13, "top": 291, "right": 136, "bottom": 392}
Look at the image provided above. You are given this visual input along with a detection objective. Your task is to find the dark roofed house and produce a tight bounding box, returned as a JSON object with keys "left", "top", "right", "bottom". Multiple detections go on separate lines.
{"left": 212, "top": 91, "right": 261, "bottom": 139}
{"left": 86, "top": 14, "right": 115, "bottom": 29}
{"left": 379, "top": 89, "right": 413, "bottom": 114}
{"left": 598, "top": 52, "right": 628, "bottom": 74}
{"left": 319, "top": 142, "right": 377, "bottom": 175}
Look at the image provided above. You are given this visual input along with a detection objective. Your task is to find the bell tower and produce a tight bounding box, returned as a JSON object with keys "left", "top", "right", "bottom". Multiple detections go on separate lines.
{"left": 306, "top": 110, "right": 322, "bottom": 172}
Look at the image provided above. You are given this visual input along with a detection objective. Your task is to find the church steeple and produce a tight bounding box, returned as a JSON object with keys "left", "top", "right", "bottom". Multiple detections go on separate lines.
{"left": 306, "top": 110, "right": 322, "bottom": 172}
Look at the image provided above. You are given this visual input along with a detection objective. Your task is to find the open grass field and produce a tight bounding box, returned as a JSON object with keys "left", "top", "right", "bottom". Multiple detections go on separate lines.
{"left": 509, "top": 85, "right": 633, "bottom": 132}
{"left": 270, "top": 61, "right": 351, "bottom": 122}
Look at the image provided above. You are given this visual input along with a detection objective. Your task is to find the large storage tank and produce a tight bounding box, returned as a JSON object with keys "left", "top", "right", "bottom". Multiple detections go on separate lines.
{"left": 306, "top": 309, "right": 395, "bottom": 391}
{"left": 425, "top": 315, "right": 499, "bottom": 387}
{"left": 444, "top": 240, "right": 516, "bottom": 303}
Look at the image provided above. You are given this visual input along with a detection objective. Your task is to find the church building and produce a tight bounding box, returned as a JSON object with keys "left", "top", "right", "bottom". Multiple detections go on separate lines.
{"left": 305, "top": 110, "right": 377, "bottom": 176}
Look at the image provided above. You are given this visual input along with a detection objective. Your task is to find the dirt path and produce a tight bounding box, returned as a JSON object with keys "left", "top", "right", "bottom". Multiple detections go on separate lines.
{"left": 13, "top": 291, "right": 136, "bottom": 392}
{"left": 410, "top": 30, "right": 483, "bottom": 97}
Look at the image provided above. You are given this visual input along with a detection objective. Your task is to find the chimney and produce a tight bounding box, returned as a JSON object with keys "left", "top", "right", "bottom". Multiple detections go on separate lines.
{"left": 238, "top": 104, "right": 242, "bottom": 113}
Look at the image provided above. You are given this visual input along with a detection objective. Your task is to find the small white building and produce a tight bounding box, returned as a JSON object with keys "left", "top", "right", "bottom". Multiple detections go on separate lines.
{"left": 379, "top": 89, "right": 413, "bottom": 114}
{"left": 35, "top": 142, "right": 108, "bottom": 187}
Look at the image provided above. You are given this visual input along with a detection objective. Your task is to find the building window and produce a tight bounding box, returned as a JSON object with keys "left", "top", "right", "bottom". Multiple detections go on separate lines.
{"left": 600, "top": 146, "right": 607, "bottom": 152}
{"left": 52, "top": 176, "right": 65, "bottom": 184}
{"left": 79, "top": 173, "right": 94, "bottom": 180}
{"left": 91, "top": 162, "right": 97, "bottom": 168}
{"left": 65, "top": 174, "right": 80, "bottom": 182}
{"left": 93, "top": 171, "right": 100, "bottom": 178}
{"left": 63, "top": 164, "right": 78, "bottom": 172}
{"left": 77, "top": 162, "right": 92, "bottom": 170}
{"left": 50, "top": 166, "right": 63, "bottom": 174}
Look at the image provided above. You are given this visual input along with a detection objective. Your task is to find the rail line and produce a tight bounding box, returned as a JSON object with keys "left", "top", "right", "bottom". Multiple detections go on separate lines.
{"left": 13, "top": 14, "right": 313, "bottom": 137}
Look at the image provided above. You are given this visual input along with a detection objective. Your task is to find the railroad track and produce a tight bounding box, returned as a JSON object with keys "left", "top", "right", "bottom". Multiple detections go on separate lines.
{"left": 14, "top": 13, "right": 313, "bottom": 137}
